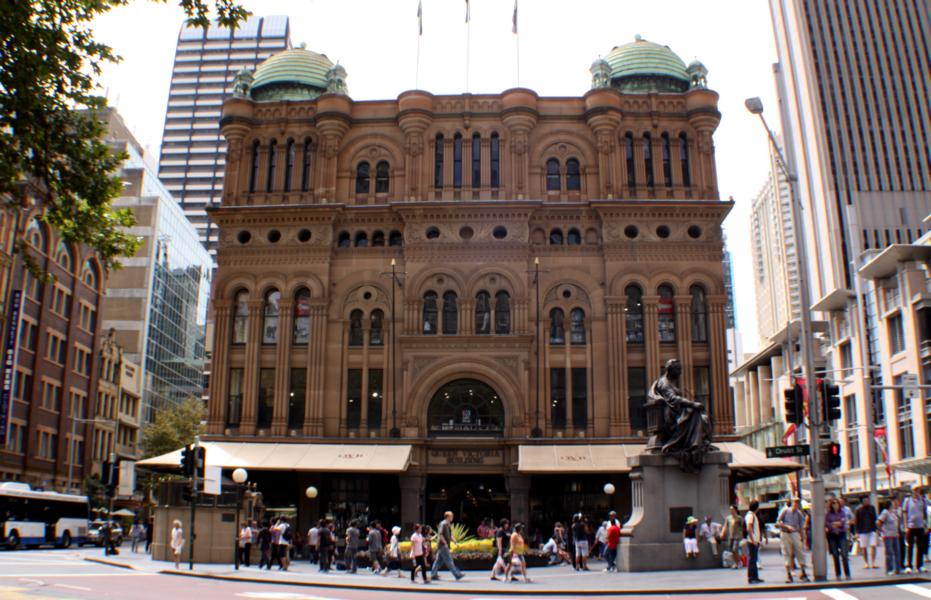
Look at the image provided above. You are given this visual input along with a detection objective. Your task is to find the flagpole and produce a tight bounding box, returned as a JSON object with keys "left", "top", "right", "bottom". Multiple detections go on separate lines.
{"left": 512, "top": 0, "right": 520, "bottom": 87}
{"left": 416, "top": 0, "right": 422, "bottom": 89}
{"left": 466, "top": 13, "right": 471, "bottom": 92}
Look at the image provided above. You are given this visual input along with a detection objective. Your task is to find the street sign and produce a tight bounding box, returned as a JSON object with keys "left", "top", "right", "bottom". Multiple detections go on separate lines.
{"left": 203, "top": 465, "right": 221, "bottom": 495}
{"left": 766, "top": 444, "right": 811, "bottom": 458}
{"left": 903, "top": 373, "right": 920, "bottom": 400}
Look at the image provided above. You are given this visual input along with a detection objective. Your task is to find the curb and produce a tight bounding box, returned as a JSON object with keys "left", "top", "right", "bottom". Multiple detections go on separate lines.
{"left": 154, "top": 568, "right": 931, "bottom": 596}
{"left": 84, "top": 556, "right": 141, "bottom": 571}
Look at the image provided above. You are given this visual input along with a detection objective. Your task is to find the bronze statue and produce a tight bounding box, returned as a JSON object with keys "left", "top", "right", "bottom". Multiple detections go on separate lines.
{"left": 646, "top": 358, "right": 715, "bottom": 472}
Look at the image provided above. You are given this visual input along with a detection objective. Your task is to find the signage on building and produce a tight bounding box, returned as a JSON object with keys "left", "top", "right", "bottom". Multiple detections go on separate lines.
{"left": 202, "top": 465, "right": 221, "bottom": 495}
{"left": 428, "top": 448, "right": 503, "bottom": 467}
{"left": 902, "top": 373, "right": 920, "bottom": 400}
{"left": 0, "top": 290, "right": 22, "bottom": 447}
{"left": 765, "top": 444, "right": 810, "bottom": 458}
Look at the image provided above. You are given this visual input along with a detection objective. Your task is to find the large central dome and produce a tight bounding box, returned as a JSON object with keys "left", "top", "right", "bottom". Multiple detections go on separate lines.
{"left": 250, "top": 45, "right": 335, "bottom": 101}
{"left": 604, "top": 36, "right": 690, "bottom": 93}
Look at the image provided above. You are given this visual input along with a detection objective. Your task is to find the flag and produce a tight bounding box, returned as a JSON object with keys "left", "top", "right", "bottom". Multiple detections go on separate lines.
{"left": 512, "top": 0, "right": 518, "bottom": 33}
{"left": 417, "top": 0, "right": 422, "bottom": 35}
{"left": 874, "top": 426, "right": 893, "bottom": 481}
{"left": 782, "top": 422, "right": 797, "bottom": 444}
{"left": 465, "top": 0, "right": 470, "bottom": 23}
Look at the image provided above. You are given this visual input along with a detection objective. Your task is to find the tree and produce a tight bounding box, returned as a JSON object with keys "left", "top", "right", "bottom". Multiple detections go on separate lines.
{"left": 0, "top": 0, "right": 248, "bottom": 270}
{"left": 140, "top": 396, "right": 205, "bottom": 459}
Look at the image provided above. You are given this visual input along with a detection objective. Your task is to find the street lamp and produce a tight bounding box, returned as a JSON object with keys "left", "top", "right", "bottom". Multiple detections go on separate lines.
{"left": 603, "top": 483, "right": 616, "bottom": 496}
{"left": 232, "top": 468, "right": 248, "bottom": 570}
{"left": 305, "top": 486, "right": 318, "bottom": 499}
{"left": 744, "top": 96, "right": 827, "bottom": 581}
{"left": 382, "top": 258, "right": 405, "bottom": 438}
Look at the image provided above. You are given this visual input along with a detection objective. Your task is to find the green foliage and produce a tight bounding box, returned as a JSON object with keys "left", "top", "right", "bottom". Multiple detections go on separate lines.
{"left": 140, "top": 396, "right": 205, "bottom": 459}
{"left": 449, "top": 522, "right": 475, "bottom": 544}
{"left": 83, "top": 474, "right": 107, "bottom": 508}
{"left": 0, "top": 0, "right": 248, "bottom": 270}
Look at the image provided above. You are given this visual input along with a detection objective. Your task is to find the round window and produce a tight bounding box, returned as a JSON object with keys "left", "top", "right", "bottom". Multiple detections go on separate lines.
{"left": 687, "top": 225, "right": 702, "bottom": 239}
{"left": 624, "top": 225, "right": 639, "bottom": 239}
{"left": 656, "top": 225, "right": 671, "bottom": 239}
{"left": 297, "top": 228, "right": 312, "bottom": 242}
{"left": 237, "top": 231, "right": 251, "bottom": 244}
{"left": 459, "top": 226, "right": 474, "bottom": 240}
{"left": 267, "top": 229, "right": 281, "bottom": 243}
{"left": 426, "top": 226, "right": 440, "bottom": 240}
{"left": 493, "top": 226, "right": 508, "bottom": 239}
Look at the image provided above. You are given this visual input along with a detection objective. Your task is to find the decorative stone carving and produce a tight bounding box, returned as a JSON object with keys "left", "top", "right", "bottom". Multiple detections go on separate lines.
{"left": 233, "top": 68, "right": 253, "bottom": 98}
{"left": 590, "top": 58, "right": 611, "bottom": 89}
{"left": 326, "top": 63, "right": 349, "bottom": 95}
{"left": 688, "top": 60, "right": 708, "bottom": 89}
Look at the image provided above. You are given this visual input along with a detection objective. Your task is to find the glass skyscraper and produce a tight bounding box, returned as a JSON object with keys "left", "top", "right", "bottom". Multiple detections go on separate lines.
{"left": 158, "top": 15, "right": 291, "bottom": 254}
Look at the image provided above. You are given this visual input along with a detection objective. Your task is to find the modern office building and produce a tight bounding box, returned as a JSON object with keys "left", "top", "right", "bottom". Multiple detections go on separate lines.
{"left": 768, "top": 0, "right": 931, "bottom": 493}
{"left": 158, "top": 15, "right": 291, "bottom": 253}
{"left": 92, "top": 330, "right": 143, "bottom": 477}
{"left": 102, "top": 109, "right": 213, "bottom": 424}
{"left": 140, "top": 38, "right": 797, "bottom": 532}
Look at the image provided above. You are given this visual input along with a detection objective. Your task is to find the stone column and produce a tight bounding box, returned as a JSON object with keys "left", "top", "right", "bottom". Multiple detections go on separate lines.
{"left": 359, "top": 326, "right": 370, "bottom": 430}
{"left": 304, "top": 303, "right": 327, "bottom": 435}
{"left": 708, "top": 296, "right": 731, "bottom": 432}
{"left": 207, "top": 301, "right": 232, "bottom": 434}
{"left": 480, "top": 137, "right": 491, "bottom": 198}
{"left": 642, "top": 295, "right": 660, "bottom": 383}
{"left": 460, "top": 298, "right": 473, "bottom": 335}
{"left": 239, "top": 300, "right": 264, "bottom": 435}
{"left": 271, "top": 299, "right": 293, "bottom": 435}
{"left": 507, "top": 474, "right": 531, "bottom": 526}
{"left": 606, "top": 299, "right": 627, "bottom": 434}
{"left": 400, "top": 473, "right": 425, "bottom": 531}
{"left": 633, "top": 134, "right": 647, "bottom": 198}
{"left": 675, "top": 295, "right": 693, "bottom": 394}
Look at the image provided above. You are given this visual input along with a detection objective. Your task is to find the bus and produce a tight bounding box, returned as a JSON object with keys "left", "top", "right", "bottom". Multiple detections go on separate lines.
{"left": 0, "top": 482, "right": 90, "bottom": 549}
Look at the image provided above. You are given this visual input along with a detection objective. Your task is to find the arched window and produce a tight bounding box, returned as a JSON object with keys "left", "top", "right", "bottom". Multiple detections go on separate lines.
{"left": 625, "top": 285, "right": 643, "bottom": 343}
{"left": 370, "top": 309, "right": 384, "bottom": 346}
{"left": 442, "top": 291, "right": 458, "bottom": 334}
{"left": 293, "top": 288, "right": 311, "bottom": 345}
{"left": 249, "top": 140, "right": 260, "bottom": 193}
{"left": 301, "top": 138, "right": 313, "bottom": 192}
{"left": 567, "top": 228, "right": 582, "bottom": 245}
{"left": 549, "top": 228, "right": 564, "bottom": 245}
{"left": 690, "top": 284, "right": 708, "bottom": 343}
{"left": 283, "top": 139, "right": 295, "bottom": 192}
{"left": 25, "top": 218, "right": 46, "bottom": 252}
{"left": 82, "top": 261, "right": 99, "bottom": 288}
{"left": 262, "top": 289, "right": 281, "bottom": 344}
{"left": 453, "top": 133, "right": 463, "bottom": 188}
{"left": 657, "top": 284, "right": 675, "bottom": 342}
{"left": 625, "top": 133, "right": 635, "bottom": 189}
{"left": 422, "top": 292, "right": 438, "bottom": 334}
{"left": 337, "top": 231, "right": 351, "bottom": 248}
{"left": 679, "top": 133, "right": 691, "bottom": 187}
{"left": 266, "top": 139, "right": 277, "bottom": 192}
{"left": 471, "top": 133, "right": 481, "bottom": 187}
{"left": 232, "top": 290, "right": 249, "bottom": 344}
{"left": 55, "top": 241, "right": 73, "bottom": 272}
{"left": 371, "top": 230, "right": 385, "bottom": 246}
{"left": 566, "top": 158, "right": 581, "bottom": 191}
{"left": 570, "top": 308, "right": 586, "bottom": 344}
{"left": 355, "top": 161, "right": 370, "bottom": 194}
{"left": 550, "top": 308, "right": 565, "bottom": 344}
{"left": 388, "top": 230, "right": 403, "bottom": 246}
{"left": 348, "top": 309, "right": 364, "bottom": 346}
{"left": 354, "top": 231, "right": 368, "bottom": 247}
{"left": 434, "top": 134, "right": 444, "bottom": 189}
{"left": 375, "top": 160, "right": 390, "bottom": 193}
{"left": 428, "top": 378, "right": 504, "bottom": 436}
{"left": 495, "top": 291, "right": 511, "bottom": 334}
{"left": 643, "top": 133, "right": 654, "bottom": 188}
{"left": 490, "top": 133, "right": 500, "bottom": 188}
{"left": 475, "top": 291, "right": 491, "bottom": 335}
{"left": 546, "top": 158, "right": 561, "bottom": 191}
{"left": 661, "top": 133, "right": 672, "bottom": 187}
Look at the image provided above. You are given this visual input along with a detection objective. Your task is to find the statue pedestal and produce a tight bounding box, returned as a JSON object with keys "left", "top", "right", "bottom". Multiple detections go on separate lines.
{"left": 617, "top": 450, "right": 732, "bottom": 571}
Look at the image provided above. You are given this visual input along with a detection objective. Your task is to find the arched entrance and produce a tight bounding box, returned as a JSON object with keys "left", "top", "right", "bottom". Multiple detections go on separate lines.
{"left": 426, "top": 378, "right": 505, "bottom": 436}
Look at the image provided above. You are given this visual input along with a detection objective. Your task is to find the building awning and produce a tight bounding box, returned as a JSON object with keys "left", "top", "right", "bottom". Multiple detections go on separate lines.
{"left": 893, "top": 456, "right": 931, "bottom": 476}
{"left": 517, "top": 442, "right": 801, "bottom": 482}
{"left": 136, "top": 442, "right": 413, "bottom": 473}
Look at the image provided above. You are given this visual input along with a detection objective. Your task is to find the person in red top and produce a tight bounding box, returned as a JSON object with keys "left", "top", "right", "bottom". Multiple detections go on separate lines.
{"left": 604, "top": 511, "right": 621, "bottom": 572}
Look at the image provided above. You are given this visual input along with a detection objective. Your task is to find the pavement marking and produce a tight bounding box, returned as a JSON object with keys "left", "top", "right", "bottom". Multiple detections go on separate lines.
{"left": 18, "top": 578, "right": 44, "bottom": 586}
{"left": 54, "top": 583, "right": 92, "bottom": 591}
{"left": 899, "top": 584, "right": 931, "bottom": 598}
{"left": 0, "top": 573, "right": 154, "bottom": 578}
{"left": 236, "top": 593, "right": 347, "bottom": 600}
{"left": 821, "top": 589, "right": 860, "bottom": 600}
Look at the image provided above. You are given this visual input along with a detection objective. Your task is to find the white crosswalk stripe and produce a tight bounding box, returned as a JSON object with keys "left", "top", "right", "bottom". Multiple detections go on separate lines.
{"left": 821, "top": 589, "right": 860, "bottom": 600}
{"left": 899, "top": 584, "right": 931, "bottom": 598}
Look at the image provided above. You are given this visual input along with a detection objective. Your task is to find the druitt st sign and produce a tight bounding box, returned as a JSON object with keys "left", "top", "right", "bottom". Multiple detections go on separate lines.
{"left": 766, "top": 444, "right": 811, "bottom": 459}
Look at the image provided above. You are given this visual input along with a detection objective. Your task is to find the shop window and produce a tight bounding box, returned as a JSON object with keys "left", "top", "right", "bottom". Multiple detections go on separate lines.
{"left": 690, "top": 284, "right": 708, "bottom": 343}
{"left": 226, "top": 368, "right": 243, "bottom": 427}
{"left": 289, "top": 368, "right": 306, "bottom": 430}
{"left": 572, "top": 367, "right": 587, "bottom": 428}
{"left": 625, "top": 285, "right": 644, "bottom": 343}
{"left": 657, "top": 284, "right": 675, "bottom": 342}
{"left": 551, "top": 368, "right": 567, "bottom": 429}
{"left": 257, "top": 368, "right": 275, "bottom": 430}
{"left": 427, "top": 378, "right": 503, "bottom": 435}
{"left": 292, "top": 288, "right": 311, "bottom": 345}
{"left": 346, "top": 368, "right": 362, "bottom": 429}
{"left": 262, "top": 289, "right": 280, "bottom": 344}
{"left": 367, "top": 369, "right": 383, "bottom": 429}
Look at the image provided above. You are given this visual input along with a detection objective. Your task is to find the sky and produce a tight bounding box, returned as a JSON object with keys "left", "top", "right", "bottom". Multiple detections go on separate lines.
{"left": 91, "top": 0, "right": 782, "bottom": 354}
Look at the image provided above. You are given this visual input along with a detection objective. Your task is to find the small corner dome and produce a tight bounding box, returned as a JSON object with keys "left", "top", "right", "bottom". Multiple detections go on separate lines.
{"left": 604, "top": 36, "right": 690, "bottom": 93}
{"left": 250, "top": 45, "right": 335, "bottom": 101}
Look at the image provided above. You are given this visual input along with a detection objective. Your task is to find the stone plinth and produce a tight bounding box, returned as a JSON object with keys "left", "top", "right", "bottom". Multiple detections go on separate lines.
{"left": 617, "top": 450, "right": 731, "bottom": 571}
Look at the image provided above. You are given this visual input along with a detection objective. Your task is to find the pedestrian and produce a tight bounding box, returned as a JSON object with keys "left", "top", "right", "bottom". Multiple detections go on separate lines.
{"left": 683, "top": 516, "right": 700, "bottom": 558}
{"left": 723, "top": 505, "right": 743, "bottom": 568}
{"left": 544, "top": 522, "right": 571, "bottom": 565}
{"left": 855, "top": 496, "right": 879, "bottom": 569}
{"left": 903, "top": 486, "right": 929, "bottom": 573}
{"left": 268, "top": 518, "right": 282, "bottom": 568}
{"left": 367, "top": 523, "right": 384, "bottom": 574}
{"left": 839, "top": 497, "right": 855, "bottom": 555}
{"left": 745, "top": 501, "right": 763, "bottom": 584}
{"left": 307, "top": 521, "right": 319, "bottom": 565}
{"left": 384, "top": 526, "right": 403, "bottom": 577}
{"left": 877, "top": 498, "right": 902, "bottom": 575}
{"left": 825, "top": 497, "right": 851, "bottom": 579}
{"left": 605, "top": 515, "right": 621, "bottom": 572}
{"left": 145, "top": 518, "right": 153, "bottom": 554}
{"left": 700, "top": 515, "right": 721, "bottom": 558}
{"left": 318, "top": 521, "right": 332, "bottom": 572}
{"left": 430, "top": 511, "right": 465, "bottom": 581}
{"left": 776, "top": 497, "right": 809, "bottom": 583}
{"left": 277, "top": 518, "right": 291, "bottom": 570}
{"left": 239, "top": 521, "right": 253, "bottom": 567}
{"left": 345, "top": 520, "right": 361, "bottom": 574}
{"left": 410, "top": 523, "right": 429, "bottom": 583}
{"left": 258, "top": 520, "right": 272, "bottom": 570}
{"left": 130, "top": 519, "right": 144, "bottom": 553}
{"left": 595, "top": 520, "right": 608, "bottom": 559}
{"left": 477, "top": 518, "right": 491, "bottom": 539}
{"left": 572, "top": 514, "right": 590, "bottom": 571}
{"left": 170, "top": 519, "right": 184, "bottom": 570}
{"left": 508, "top": 523, "right": 531, "bottom": 583}
{"left": 490, "top": 518, "right": 511, "bottom": 581}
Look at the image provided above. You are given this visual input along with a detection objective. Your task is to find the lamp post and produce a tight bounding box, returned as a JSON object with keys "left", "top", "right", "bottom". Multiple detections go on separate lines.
{"left": 745, "top": 97, "right": 826, "bottom": 581}
{"left": 305, "top": 486, "right": 318, "bottom": 500}
{"left": 531, "top": 257, "right": 543, "bottom": 438}
{"left": 232, "top": 467, "right": 248, "bottom": 570}
{"left": 382, "top": 259, "right": 405, "bottom": 438}
{"left": 603, "top": 483, "right": 616, "bottom": 496}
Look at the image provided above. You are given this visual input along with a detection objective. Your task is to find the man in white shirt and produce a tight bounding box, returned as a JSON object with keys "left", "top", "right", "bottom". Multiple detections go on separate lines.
{"left": 745, "top": 501, "right": 763, "bottom": 584}
{"left": 699, "top": 516, "right": 722, "bottom": 557}
{"left": 307, "top": 523, "right": 319, "bottom": 565}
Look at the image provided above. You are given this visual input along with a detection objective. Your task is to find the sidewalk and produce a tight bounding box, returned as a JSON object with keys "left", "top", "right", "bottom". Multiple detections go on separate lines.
{"left": 87, "top": 544, "right": 928, "bottom": 595}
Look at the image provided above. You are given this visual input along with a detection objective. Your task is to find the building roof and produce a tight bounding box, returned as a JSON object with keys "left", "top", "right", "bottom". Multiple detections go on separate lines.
{"left": 605, "top": 36, "right": 689, "bottom": 89}
{"left": 250, "top": 45, "right": 333, "bottom": 100}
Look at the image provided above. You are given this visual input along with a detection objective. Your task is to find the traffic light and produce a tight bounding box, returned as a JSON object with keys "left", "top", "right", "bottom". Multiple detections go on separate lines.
{"left": 819, "top": 439, "right": 842, "bottom": 472}
{"left": 822, "top": 380, "right": 841, "bottom": 422}
{"left": 829, "top": 442, "right": 841, "bottom": 470}
{"left": 784, "top": 384, "right": 803, "bottom": 425}
{"left": 180, "top": 445, "right": 193, "bottom": 477}
{"left": 194, "top": 446, "right": 206, "bottom": 477}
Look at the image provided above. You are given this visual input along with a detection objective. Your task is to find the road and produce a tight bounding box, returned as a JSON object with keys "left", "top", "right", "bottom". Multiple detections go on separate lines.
{"left": 1, "top": 547, "right": 930, "bottom": 599}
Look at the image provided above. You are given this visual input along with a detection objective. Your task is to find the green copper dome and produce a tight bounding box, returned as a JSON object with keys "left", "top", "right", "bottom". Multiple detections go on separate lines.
{"left": 250, "top": 45, "right": 335, "bottom": 101}
{"left": 604, "top": 36, "right": 689, "bottom": 93}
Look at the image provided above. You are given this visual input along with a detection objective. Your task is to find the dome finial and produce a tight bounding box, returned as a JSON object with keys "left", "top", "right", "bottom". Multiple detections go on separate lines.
{"left": 635, "top": 34, "right": 642, "bottom": 42}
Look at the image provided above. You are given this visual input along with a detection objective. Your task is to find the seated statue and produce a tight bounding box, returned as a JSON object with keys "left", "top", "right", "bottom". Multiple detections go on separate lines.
{"left": 647, "top": 358, "right": 715, "bottom": 472}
